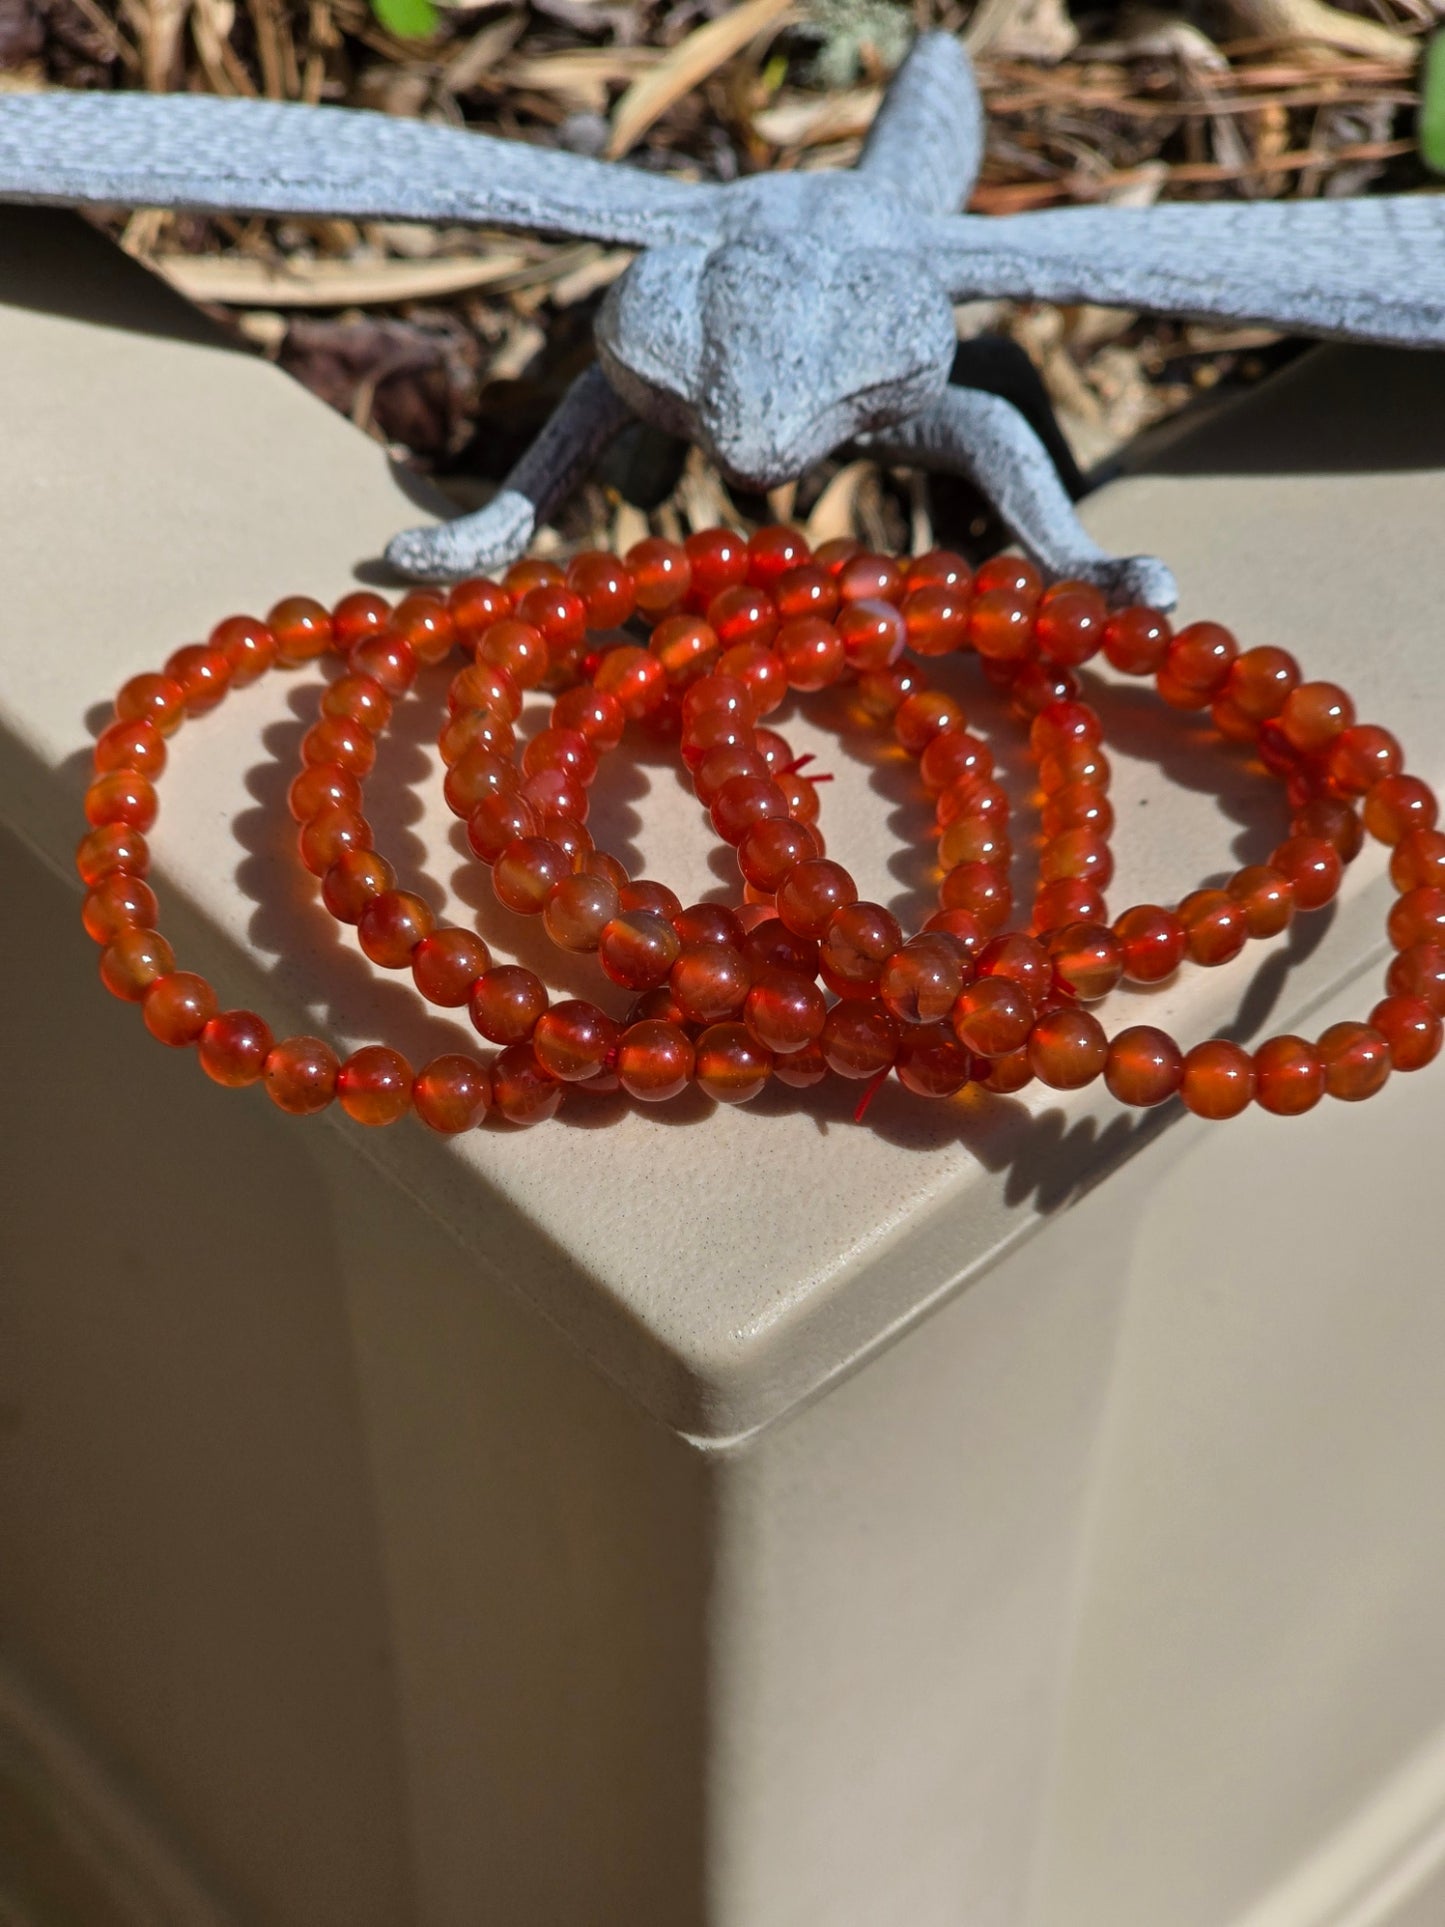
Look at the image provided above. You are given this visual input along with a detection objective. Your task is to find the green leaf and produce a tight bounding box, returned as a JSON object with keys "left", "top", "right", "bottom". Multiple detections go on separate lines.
{"left": 371, "top": 0, "right": 439, "bottom": 42}
{"left": 1419, "top": 30, "right": 1445, "bottom": 175}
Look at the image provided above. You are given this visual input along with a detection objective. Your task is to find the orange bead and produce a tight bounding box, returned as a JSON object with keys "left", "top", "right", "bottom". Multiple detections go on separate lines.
{"left": 1387, "top": 942, "right": 1445, "bottom": 1014}
{"left": 567, "top": 550, "right": 638, "bottom": 628}
{"left": 1279, "top": 680, "right": 1354, "bottom": 755}
{"left": 951, "top": 977, "right": 1034, "bottom": 1058}
{"left": 1388, "top": 887, "right": 1445, "bottom": 951}
{"left": 611, "top": 1019, "right": 692, "bottom": 1102}
{"left": 738, "top": 817, "right": 819, "bottom": 893}
{"left": 896, "top": 689, "right": 965, "bottom": 754}
{"left": 1033, "top": 879, "right": 1107, "bottom": 936}
{"left": 901, "top": 586, "right": 968, "bottom": 658}
{"left": 323, "top": 850, "right": 394, "bottom": 925}
{"left": 491, "top": 1044, "right": 563, "bottom": 1126}
{"left": 534, "top": 1000, "right": 620, "bottom": 1082}
{"left": 821, "top": 1001, "right": 899, "bottom": 1079}
{"left": 322, "top": 672, "right": 392, "bottom": 733}
{"left": 143, "top": 971, "right": 218, "bottom": 1047}
{"left": 94, "top": 716, "right": 166, "bottom": 780}
{"left": 1162, "top": 621, "right": 1237, "bottom": 702}
{"left": 1102, "top": 606, "right": 1170, "bottom": 676}
{"left": 907, "top": 548, "right": 971, "bottom": 594}
{"left": 543, "top": 872, "right": 619, "bottom": 952}
{"left": 198, "top": 1009, "right": 273, "bottom": 1087}
{"left": 1113, "top": 904, "right": 1186, "bottom": 984}
{"left": 743, "top": 969, "right": 827, "bottom": 1053}
{"left": 776, "top": 858, "right": 857, "bottom": 940}
{"left": 1252, "top": 1035, "right": 1325, "bottom": 1116}
{"left": 515, "top": 584, "right": 585, "bottom": 662}
{"left": 1029, "top": 699, "right": 1100, "bottom": 759}
{"left": 116, "top": 671, "right": 186, "bottom": 735}
{"left": 470, "top": 965, "right": 547, "bottom": 1045}
{"left": 1047, "top": 921, "right": 1123, "bottom": 1001}
{"left": 331, "top": 590, "right": 392, "bottom": 651}
{"left": 920, "top": 729, "right": 993, "bottom": 798}
{"left": 301, "top": 715, "right": 375, "bottom": 778}
{"left": 210, "top": 615, "right": 278, "bottom": 687}
{"left": 1317, "top": 1021, "right": 1391, "bottom": 1101}
{"left": 1227, "top": 865, "right": 1295, "bottom": 939}
{"left": 466, "top": 791, "right": 538, "bottom": 863}
{"left": 1291, "top": 797, "right": 1363, "bottom": 864}
{"left": 267, "top": 594, "right": 333, "bottom": 664}
{"left": 411, "top": 928, "right": 490, "bottom": 1006}
{"left": 163, "top": 642, "right": 232, "bottom": 715}
{"left": 894, "top": 1023, "right": 973, "bottom": 1097}
{"left": 695, "top": 1022, "right": 773, "bottom": 1103}
{"left": 838, "top": 551, "right": 905, "bottom": 606}
{"left": 1179, "top": 889, "right": 1247, "bottom": 967}
{"left": 77, "top": 823, "right": 149, "bottom": 887}
{"left": 712, "top": 773, "right": 787, "bottom": 845}
{"left": 1271, "top": 834, "right": 1342, "bottom": 912}
{"left": 100, "top": 927, "right": 175, "bottom": 1002}
{"left": 940, "top": 861, "right": 1012, "bottom": 933}
{"left": 977, "top": 932, "right": 1052, "bottom": 1003}
{"left": 839, "top": 597, "right": 906, "bottom": 670}
{"left": 413, "top": 1053, "right": 492, "bottom": 1133}
{"left": 670, "top": 942, "right": 750, "bottom": 1024}
{"left": 82, "top": 873, "right": 159, "bottom": 945}
{"left": 502, "top": 556, "right": 564, "bottom": 597}
{"left": 1035, "top": 585, "right": 1107, "bottom": 666}
{"left": 1027, "top": 1004, "right": 1107, "bottom": 1089}
{"left": 938, "top": 818, "right": 1011, "bottom": 872}
{"left": 448, "top": 577, "right": 513, "bottom": 647}
{"left": 1363, "top": 775, "right": 1438, "bottom": 846}
{"left": 1391, "top": 828, "right": 1445, "bottom": 893}
{"left": 974, "top": 555, "right": 1040, "bottom": 601}
{"left": 978, "top": 1047, "right": 1033, "bottom": 1094}
{"left": 599, "top": 911, "right": 680, "bottom": 991}
{"left": 478, "top": 617, "right": 548, "bottom": 690}
{"left": 263, "top": 1035, "right": 339, "bottom": 1114}
{"left": 775, "top": 616, "right": 845, "bottom": 691}
{"left": 1326, "top": 724, "right": 1402, "bottom": 797}
{"left": 819, "top": 901, "right": 903, "bottom": 997}
{"left": 879, "top": 934, "right": 966, "bottom": 1024}
{"left": 1040, "top": 782, "right": 1112, "bottom": 840}
{"left": 1039, "top": 828, "right": 1113, "bottom": 890}
{"left": 85, "top": 770, "right": 157, "bottom": 831}
{"left": 1038, "top": 742, "right": 1109, "bottom": 793}
{"left": 619, "top": 537, "right": 687, "bottom": 614}
{"left": 747, "top": 525, "right": 810, "bottom": 586}
{"left": 1370, "top": 995, "right": 1443, "bottom": 1072}
{"left": 288, "top": 761, "right": 363, "bottom": 823}
{"left": 772, "top": 1036, "right": 828, "bottom": 1088}
{"left": 299, "top": 805, "right": 372, "bottom": 878}
{"left": 1105, "top": 1026, "right": 1183, "bottom": 1107}
{"left": 349, "top": 632, "right": 417, "bottom": 697}
{"left": 1222, "top": 645, "right": 1299, "bottom": 722}
{"left": 552, "top": 684, "right": 625, "bottom": 750}
{"left": 358, "top": 889, "right": 434, "bottom": 969}
{"left": 1180, "top": 1039, "right": 1255, "bottom": 1119}
{"left": 338, "top": 1046, "right": 414, "bottom": 1125}
{"left": 493, "top": 836, "right": 572, "bottom": 915}
{"left": 594, "top": 643, "right": 666, "bottom": 718}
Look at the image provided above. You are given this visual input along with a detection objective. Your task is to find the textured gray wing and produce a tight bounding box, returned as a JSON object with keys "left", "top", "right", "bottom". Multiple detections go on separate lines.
{"left": 855, "top": 32, "right": 983, "bottom": 216}
{"left": 927, "top": 196, "right": 1445, "bottom": 348}
{"left": 0, "top": 92, "right": 721, "bottom": 247}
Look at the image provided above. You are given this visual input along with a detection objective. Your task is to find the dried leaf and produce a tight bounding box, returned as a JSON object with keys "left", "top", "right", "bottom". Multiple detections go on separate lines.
{"left": 606, "top": 0, "right": 793, "bottom": 158}
{"left": 751, "top": 83, "right": 879, "bottom": 148}
{"left": 804, "top": 459, "right": 873, "bottom": 544}
{"left": 151, "top": 248, "right": 533, "bottom": 305}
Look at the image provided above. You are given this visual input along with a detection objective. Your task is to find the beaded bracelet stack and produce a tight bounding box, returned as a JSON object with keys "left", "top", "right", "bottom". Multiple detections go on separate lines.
{"left": 77, "top": 526, "right": 1445, "bottom": 1130}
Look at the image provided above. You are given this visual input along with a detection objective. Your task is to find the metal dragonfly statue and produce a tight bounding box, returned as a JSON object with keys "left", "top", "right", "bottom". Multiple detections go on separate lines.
{"left": 2, "top": 31, "right": 1443, "bottom": 606}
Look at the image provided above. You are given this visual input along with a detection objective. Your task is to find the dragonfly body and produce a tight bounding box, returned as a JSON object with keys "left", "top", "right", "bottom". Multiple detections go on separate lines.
{"left": 1, "top": 32, "right": 1442, "bottom": 604}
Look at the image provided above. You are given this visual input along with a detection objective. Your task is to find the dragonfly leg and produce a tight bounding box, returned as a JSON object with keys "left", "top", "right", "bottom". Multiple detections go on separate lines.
{"left": 386, "top": 363, "right": 635, "bottom": 581}
{"left": 860, "top": 383, "right": 1177, "bottom": 609}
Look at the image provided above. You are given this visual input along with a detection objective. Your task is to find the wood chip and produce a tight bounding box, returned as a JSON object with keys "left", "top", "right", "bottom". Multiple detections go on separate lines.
{"left": 804, "top": 461, "right": 873, "bottom": 545}
{"left": 606, "top": 0, "right": 794, "bottom": 158}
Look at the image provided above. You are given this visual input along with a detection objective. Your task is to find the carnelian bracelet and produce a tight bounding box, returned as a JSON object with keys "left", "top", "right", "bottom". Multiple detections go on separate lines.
{"left": 79, "top": 525, "right": 1445, "bottom": 1130}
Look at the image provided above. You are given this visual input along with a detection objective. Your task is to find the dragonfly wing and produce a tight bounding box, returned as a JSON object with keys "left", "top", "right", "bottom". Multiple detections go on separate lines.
{"left": 0, "top": 92, "right": 721, "bottom": 248}
{"left": 927, "top": 197, "right": 1445, "bottom": 348}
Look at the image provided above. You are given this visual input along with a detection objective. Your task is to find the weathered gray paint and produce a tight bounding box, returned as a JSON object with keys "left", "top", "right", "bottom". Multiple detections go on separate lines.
{"left": 2, "top": 33, "right": 1443, "bottom": 603}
